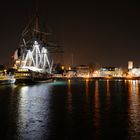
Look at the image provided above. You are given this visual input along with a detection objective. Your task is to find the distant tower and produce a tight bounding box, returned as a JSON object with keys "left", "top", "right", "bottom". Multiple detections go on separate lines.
{"left": 128, "top": 61, "right": 133, "bottom": 70}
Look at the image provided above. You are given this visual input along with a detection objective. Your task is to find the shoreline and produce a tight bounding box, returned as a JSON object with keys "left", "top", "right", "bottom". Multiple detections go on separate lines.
{"left": 54, "top": 76, "right": 140, "bottom": 80}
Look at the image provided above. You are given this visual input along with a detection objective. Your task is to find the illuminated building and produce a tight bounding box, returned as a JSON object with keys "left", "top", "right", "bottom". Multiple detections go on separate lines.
{"left": 76, "top": 65, "right": 90, "bottom": 77}
{"left": 128, "top": 68, "right": 140, "bottom": 77}
{"left": 128, "top": 61, "right": 133, "bottom": 70}
{"left": 99, "top": 67, "right": 123, "bottom": 77}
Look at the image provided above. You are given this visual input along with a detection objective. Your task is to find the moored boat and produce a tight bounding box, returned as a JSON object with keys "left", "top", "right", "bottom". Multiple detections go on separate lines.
{"left": 0, "top": 75, "right": 15, "bottom": 85}
{"left": 0, "top": 65, "right": 16, "bottom": 85}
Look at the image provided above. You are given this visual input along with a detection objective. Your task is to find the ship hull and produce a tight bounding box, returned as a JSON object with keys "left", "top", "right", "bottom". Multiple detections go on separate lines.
{"left": 15, "top": 68, "right": 53, "bottom": 84}
{"left": 15, "top": 77, "right": 53, "bottom": 84}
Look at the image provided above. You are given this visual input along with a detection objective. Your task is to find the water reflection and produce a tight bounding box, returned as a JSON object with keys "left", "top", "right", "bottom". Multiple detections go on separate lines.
{"left": 85, "top": 79, "right": 89, "bottom": 108}
{"left": 85, "top": 79, "right": 89, "bottom": 96}
{"left": 106, "top": 80, "right": 111, "bottom": 110}
{"left": 17, "top": 84, "right": 52, "bottom": 139}
{"left": 94, "top": 80, "right": 99, "bottom": 111}
{"left": 1, "top": 80, "right": 140, "bottom": 139}
{"left": 67, "top": 79, "right": 71, "bottom": 95}
{"left": 127, "top": 80, "right": 140, "bottom": 139}
{"left": 106, "top": 80, "right": 110, "bottom": 96}
{"left": 67, "top": 79, "right": 72, "bottom": 112}
{"left": 94, "top": 80, "right": 100, "bottom": 136}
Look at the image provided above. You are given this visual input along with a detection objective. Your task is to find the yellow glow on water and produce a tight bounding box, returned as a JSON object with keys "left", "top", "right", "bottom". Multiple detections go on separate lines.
{"left": 127, "top": 80, "right": 140, "bottom": 136}
{"left": 136, "top": 80, "right": 139, "bottom": 94}
{"left": 67, "top": 79, "right": 71, "bottom": 95}
{"left": 85, "top": 78, "right": 89, "bottom": 96}
{"left": 67, "top": 79, "right": 73, "bottom": 112}
{"left": 94, "top": 80, "right": 100, "bottom": 128}
{"left": 106, "top": 80, "right": 110, "bottom": 96}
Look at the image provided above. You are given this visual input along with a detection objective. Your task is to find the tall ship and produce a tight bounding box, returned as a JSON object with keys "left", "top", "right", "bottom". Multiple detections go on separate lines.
{"left": 13, "top": 13, "right": 62, "bottom": 83}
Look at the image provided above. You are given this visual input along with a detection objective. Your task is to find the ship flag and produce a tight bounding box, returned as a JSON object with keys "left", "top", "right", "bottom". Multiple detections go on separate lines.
{"left": 13, "top": 49, "right": 18, "bottom": 60}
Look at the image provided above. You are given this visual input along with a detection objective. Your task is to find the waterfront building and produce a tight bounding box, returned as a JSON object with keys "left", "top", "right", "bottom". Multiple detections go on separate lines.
{"left": 127, "top": 61, "right": 140, "bottom": 77}
{"left": 76, "top": 65, "right": 90, "bottom": 77}
{"left": 99, "top": 67, "right": 123, "bottom": 77}
{"left": 128, "top": 61, "right": 133, "bottom": 70}
{"left": 128, "top": 68, "right": 140, "bottom": 77}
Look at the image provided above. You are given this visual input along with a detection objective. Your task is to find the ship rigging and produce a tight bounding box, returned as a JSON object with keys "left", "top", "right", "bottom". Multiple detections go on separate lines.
{"left": 14, "top": 13, "right": 62, "bottom": 74}
{"left": 13, "top": 13, "right": 63, "bottom": 83}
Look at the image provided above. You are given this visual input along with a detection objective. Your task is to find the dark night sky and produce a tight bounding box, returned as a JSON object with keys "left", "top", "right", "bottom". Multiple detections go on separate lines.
{"left": 0, "top": 0, "right": 140, "bottom": 68}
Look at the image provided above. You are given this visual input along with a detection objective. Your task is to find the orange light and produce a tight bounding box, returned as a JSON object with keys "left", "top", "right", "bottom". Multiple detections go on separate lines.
{"left": 61, "top": 66, "right": 64, "bottom": 70}
{"left": 68, "top": 67, "right": 71, "bottom": 70}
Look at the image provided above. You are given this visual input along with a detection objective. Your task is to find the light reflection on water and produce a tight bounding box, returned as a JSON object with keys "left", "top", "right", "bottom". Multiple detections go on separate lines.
{"left": 0, "top": 80, "right": 140, "bottom": 139}
{"left": 94, "top": 80, "right": 100, "bottom": 138}
{"left": 16, "top": 84, "right": 52, "bottom": 139}
{"left": 66, "top": 79, "right": 72, "bottom": 112}
{"left": 127, "top": 80, "right": 140, "bottom": 139}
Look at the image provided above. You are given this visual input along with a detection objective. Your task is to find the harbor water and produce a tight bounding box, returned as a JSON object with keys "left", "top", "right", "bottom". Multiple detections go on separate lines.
{"left": 0, "top": 79, "right": 140, "bottom": 139}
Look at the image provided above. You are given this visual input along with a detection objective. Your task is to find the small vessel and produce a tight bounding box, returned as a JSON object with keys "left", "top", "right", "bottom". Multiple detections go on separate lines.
{"left": 0, "top": 65, "right": 16, "bottom": 85}
{"left": 0, "top": 75, "right": 16, "bottom": 85}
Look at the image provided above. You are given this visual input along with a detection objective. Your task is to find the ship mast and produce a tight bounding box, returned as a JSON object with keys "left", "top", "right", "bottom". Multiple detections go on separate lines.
{"left": 14, "top": 10, "right": 63, "bottom": 73}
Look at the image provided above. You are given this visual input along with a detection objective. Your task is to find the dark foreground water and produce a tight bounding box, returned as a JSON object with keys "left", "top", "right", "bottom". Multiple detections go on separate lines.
{"left": 0, "top": 79, "right": 140, "bottom": 140}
